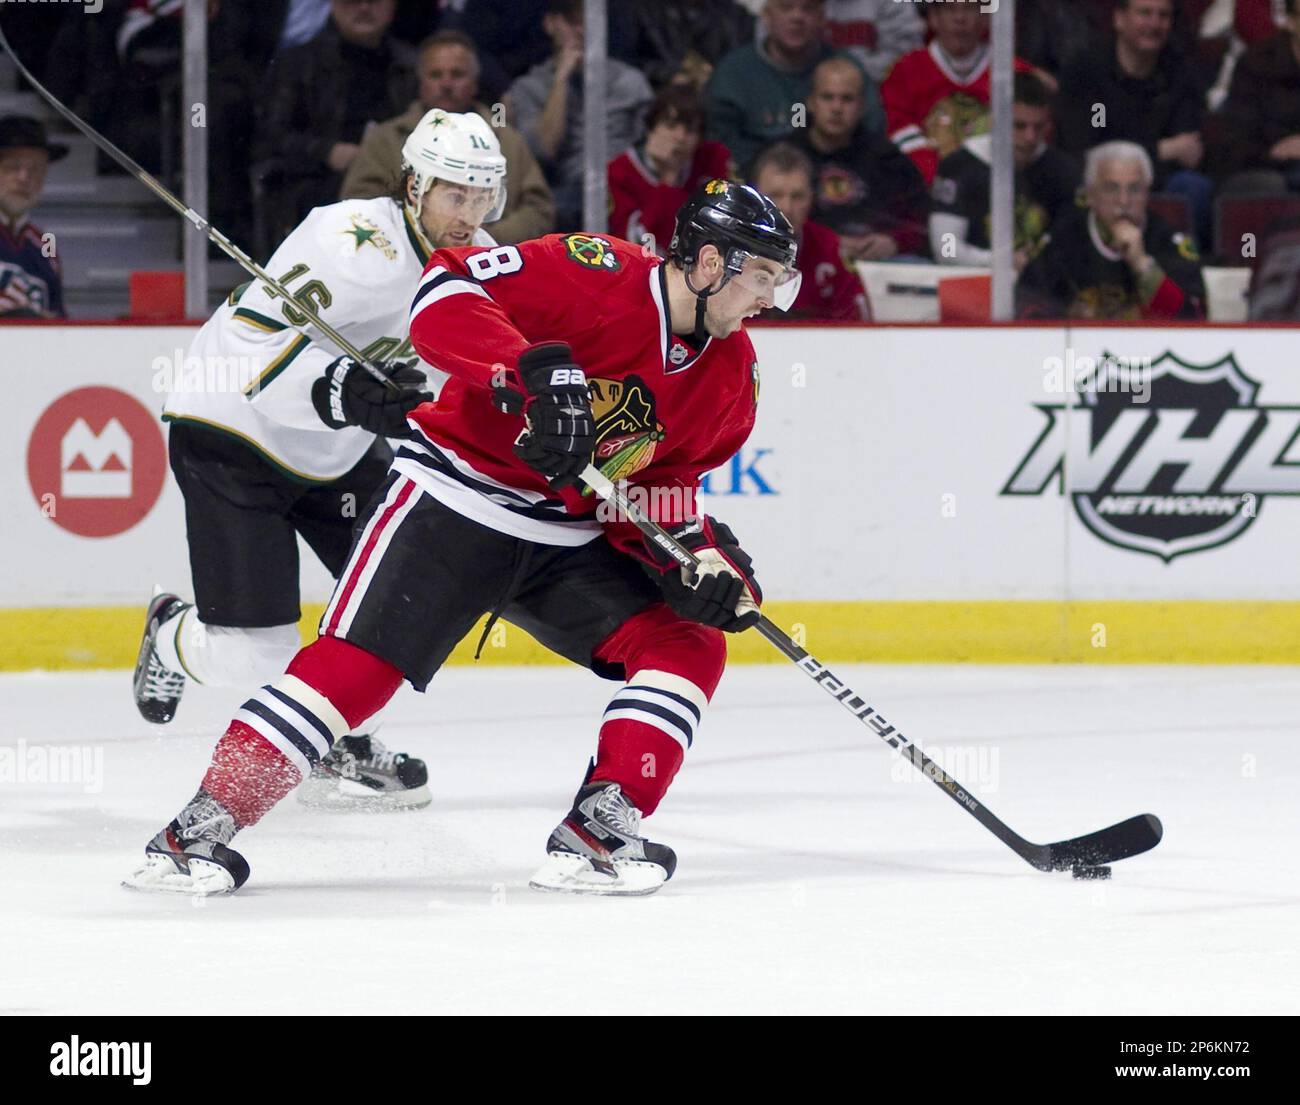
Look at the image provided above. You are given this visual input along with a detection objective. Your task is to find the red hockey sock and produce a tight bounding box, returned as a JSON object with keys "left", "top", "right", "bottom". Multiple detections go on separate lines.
{"left": 199, "top": 636, "right": 405, "bottom": 830}
{"left": 589, "top": 718, "right": 685, "bottom": 816}
{"left": 202, "top": 720, "right": 302, "bottom": 829}
{"left": 589, "top": 604, "right": 726, "bottom": 816}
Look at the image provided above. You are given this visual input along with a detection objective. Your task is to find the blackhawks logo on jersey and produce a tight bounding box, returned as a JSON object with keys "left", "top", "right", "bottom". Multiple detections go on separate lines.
{"left": 563, "top": 233, "right": 621, "bottom": 271}
{"left": 585, "top": 375, "right": 665, "bottom": 488}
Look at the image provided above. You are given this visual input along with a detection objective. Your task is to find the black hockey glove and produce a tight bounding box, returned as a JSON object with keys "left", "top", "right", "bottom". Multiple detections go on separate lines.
{"left": 311, "top": 355, "right": 433, "bottom": 437}
{"left": 492, "top": 342, "right": 595, "bottom": 490}
{"left": 644, "top": 516, "right": 762, "bottom": 633}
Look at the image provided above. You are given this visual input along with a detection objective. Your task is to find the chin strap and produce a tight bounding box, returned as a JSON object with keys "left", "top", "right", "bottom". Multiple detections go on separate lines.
{"left": 684, "top": 263, "right": 732, "bottom": 344}
{"left": 404, "top": 199, "right": 436, "bottom": 258}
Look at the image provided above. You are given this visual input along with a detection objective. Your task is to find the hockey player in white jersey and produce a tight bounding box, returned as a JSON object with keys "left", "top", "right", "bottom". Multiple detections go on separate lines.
{"left": 131, "top": 109, "right": 504, "bottom": 815}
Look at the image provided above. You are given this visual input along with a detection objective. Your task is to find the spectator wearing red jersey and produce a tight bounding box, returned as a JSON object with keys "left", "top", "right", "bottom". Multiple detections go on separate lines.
{"left": 787, "top": 55, "right": 928, "bottom": 261}
{"left": 881, "top": 4, "right": 1036, "bottom": 185}
{"left": 751, "top": 142, "right": 868, "bottom": 319}
{"left": 608, "top": 85, "right": 732, "bottom": 256}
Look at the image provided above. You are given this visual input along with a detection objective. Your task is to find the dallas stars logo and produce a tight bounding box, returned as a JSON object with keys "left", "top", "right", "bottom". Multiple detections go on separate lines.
{"left": 341, "top": 215, "right": 397, "bottom": 260}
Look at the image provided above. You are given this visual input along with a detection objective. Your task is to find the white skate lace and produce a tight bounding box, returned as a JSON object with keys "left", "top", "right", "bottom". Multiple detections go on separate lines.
{"left": 143, "top": 658, "right": 185, "bottom": 701}
{"left": 594, "top": 785, "right": 641, "bottom": 837}
{"left": 358, "top": 737, "right": 400, "bottom": 773}
{"left": 178, "top": 798, "right": 235, "bottom": 845}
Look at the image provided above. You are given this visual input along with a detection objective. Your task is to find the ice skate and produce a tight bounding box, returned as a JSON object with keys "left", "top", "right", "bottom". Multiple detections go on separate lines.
{"left": 123, "top": 789, "right": 250, "bottom": 895}
{"left": 296, "top": 732, "right": 431, "bottom": 811}
{"left": 530, "top": 782, "right": 677, "bottom": 896}
{"left": 132, "top": 592, "right": 189, "bottom": 724}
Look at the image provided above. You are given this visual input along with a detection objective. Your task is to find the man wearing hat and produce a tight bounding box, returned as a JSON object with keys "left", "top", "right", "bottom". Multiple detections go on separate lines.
{"left": 0, "top": 115, "right": 67, "bottom": 319}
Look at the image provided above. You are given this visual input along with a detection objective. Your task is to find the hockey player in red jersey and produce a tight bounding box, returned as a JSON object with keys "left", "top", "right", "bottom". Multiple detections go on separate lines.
{"left": 126, "top": 179, "right": 802, "bottom": 896}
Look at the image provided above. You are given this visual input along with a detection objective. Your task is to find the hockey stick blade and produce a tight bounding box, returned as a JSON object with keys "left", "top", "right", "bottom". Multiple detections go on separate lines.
{"left": 1038, "top": 813, "right": 1164, "bottom": 871}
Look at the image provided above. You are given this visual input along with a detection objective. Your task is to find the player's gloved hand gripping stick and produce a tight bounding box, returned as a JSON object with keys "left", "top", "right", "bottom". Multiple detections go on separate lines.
{"left": 577, "top": 462, "right": 1164, "bottom": 876}
{"left": 492, "top": 343, "right": 597, "bottom": 489}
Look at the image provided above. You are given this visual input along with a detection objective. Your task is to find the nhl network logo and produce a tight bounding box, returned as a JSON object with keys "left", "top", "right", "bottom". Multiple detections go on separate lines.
{"left": 49, "top": 1036, "right": 151, "bottom": 1085}
{"left": 1002, "top": 351, "right": 1300, "bottom": 561}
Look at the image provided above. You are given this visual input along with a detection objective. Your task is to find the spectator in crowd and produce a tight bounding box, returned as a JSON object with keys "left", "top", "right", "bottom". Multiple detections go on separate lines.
{"left": 341, "top": 30, "right": 555, "bottom": 242}
{"left": 708, "top": 0, "right": 883, "bottom": 176}
{"left": 115, "top": 0, "right": 281, "bottom": 250}
{"left": 608, "top": 85, "right": 731, "bottom": 254}
{"left": 1247, "top": 213, "right": 1300, "bottom": 318}
{"left": 507, "top": 0, "right": 652, "bottom": 230}
{"left": 823, "top": 0, "right": 924, "bottom": 84}
{"left": 0, "top": 116, "right": 66, "bottom": 319}
{"left": 1015, "top": 0, "right": 1106, "bottom": 89}
{"left": 882, "top": 3, "right": 1037, "bottom": 185}
{"left": 751, "top": 142, "right": 869, "bottom": 319}
{"left": 1053, "top": 0, "right": 1212, "bottom": 249}
{"left": 786, "top": 55, "right": 927, "bottom": 261}
{"left": 1017, "top": 140, "right": 1205, "bottom": 319}
{"left": 1214, "top": 0, "right": 1300, "bottom": 195}
{"left": 256, "top": 0, "right": 417, "bottom": 232}
{"left": 444, "top": 0, "right": 638, "bottom": 104}
{"left": 625, "top": 0, "right": 757, "bottom": 89}
{"left": 931, "top": 72, "right": 1080, "bottom": 269}
{"left": 275, "top": 0, "right": 333, "bottom": 53}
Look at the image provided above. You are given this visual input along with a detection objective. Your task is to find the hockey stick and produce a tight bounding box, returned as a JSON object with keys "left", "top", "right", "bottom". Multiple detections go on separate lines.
{"left": 0, "top": 21, "right": 399, "bottom": 392}
{"left": 580, "top": 463, "right": 1163, "bottom": 872}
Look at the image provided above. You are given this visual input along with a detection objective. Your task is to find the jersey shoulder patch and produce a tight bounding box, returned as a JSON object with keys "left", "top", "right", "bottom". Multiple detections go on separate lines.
{"left": 559, "top": 232, "right": 625, "bottom": 272}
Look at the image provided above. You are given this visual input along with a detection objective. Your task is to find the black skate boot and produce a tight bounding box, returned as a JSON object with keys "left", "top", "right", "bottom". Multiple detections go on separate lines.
{"left": 132, "top": 592, "right": 189, "bottom": 724}
{"left": 529, "top": 781, "right": 677, "bottom": 896}
{"left": 296, "top": 732, "right": 431, "bottom": 811}
{"left": 123, "top": 788, "right": 250, "bottom": 895}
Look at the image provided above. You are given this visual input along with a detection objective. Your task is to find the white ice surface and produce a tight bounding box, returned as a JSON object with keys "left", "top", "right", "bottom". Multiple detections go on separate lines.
{"left": 1, "top": 665, "right": 1297, "bottom": 1015}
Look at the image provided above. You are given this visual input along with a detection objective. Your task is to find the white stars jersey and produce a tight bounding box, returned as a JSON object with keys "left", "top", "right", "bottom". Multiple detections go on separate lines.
{"left": 163, "top": 196, "right": 494, "bottom": 482}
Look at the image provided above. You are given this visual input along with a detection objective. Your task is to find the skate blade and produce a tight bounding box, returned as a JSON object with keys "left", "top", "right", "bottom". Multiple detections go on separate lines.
{"left": 295, "top": 777, "right": 432, "bottom": 812}
{"left": 121, "top": 853, "right": 238, "bottom": 896}
{"left": 528, "top": 851, "right": 667, "bottom": 897}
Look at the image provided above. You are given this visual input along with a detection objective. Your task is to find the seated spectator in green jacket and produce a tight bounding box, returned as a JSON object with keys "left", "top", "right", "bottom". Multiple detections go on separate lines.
{"left": 707, "top": 0, "right": 882, "bottom": 176}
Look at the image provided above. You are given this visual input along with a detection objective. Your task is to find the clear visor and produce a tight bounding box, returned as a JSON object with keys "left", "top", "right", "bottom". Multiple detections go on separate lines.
{"left": 423, "top": 179, "right": 506, "bottom": 225}
{"left": 727, "top": 253, "right": 802, "bottom": 312}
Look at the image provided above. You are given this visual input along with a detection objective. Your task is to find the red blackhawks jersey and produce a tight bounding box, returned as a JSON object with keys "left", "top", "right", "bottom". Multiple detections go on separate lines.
{"left": 882, "top": 42, "right": 1035, "bottom": 184}
{"left": 402, "top": 232, "right": 759, "bottom": 556}
{"left": 607, "top": 141, "right": 732, "bottom": 256}
{"left": 787, "top": 220, "right": 868, "bottom": 321}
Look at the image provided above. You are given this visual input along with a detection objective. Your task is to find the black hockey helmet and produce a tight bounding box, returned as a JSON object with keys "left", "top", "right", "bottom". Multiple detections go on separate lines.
{"left": 670, "top": 178, "right": 798, "bottom": 275}
{"left": 669, "top": 180, "right": 801, "bottom": 338}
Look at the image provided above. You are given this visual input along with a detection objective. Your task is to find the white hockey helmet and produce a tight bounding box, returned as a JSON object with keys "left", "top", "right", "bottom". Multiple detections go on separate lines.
{"left": 401, "top": 109, "right": 508, "bottom": 224}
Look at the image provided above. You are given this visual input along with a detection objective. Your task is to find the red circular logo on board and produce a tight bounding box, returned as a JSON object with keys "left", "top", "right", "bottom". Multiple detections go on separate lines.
{"left": 27, "top": 387, "right": 166, "bottom": 538}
